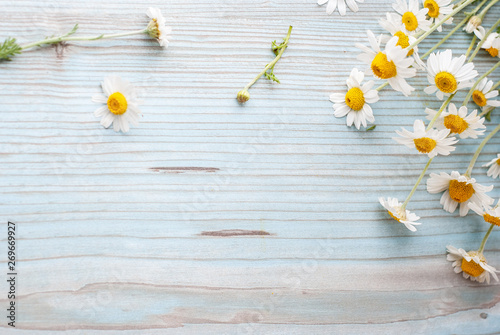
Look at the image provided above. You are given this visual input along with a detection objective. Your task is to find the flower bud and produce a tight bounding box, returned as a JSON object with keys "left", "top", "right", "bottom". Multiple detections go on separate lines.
{"left": 464, "top": 16, "right": 482, "bottom": 34}
{"left": 237, "top": 89, "right": 250, "bottom": 103}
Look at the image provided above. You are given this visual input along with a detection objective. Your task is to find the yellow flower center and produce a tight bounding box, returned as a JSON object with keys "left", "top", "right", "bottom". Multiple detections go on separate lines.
{"left": 461, "top": 251, "right": 485, "bottom": 277}
{"left": 388, "top": 211, "right": 401, "bottom": 222}
{"left": 484, "top": 214, "right": 500, "bottom": 227}
{"left": 448, "top": 180, "right": 474, "bottom": 203}
{"left": 435, "top": 71, "right": 458, "bottom": 93}
{"left": 497, "top": 158, "right": 500, "bottom": 166}
{"left": 443, "top": 114, "right": 469, "bottom": 134}
{"left": 486, "top": 47, "right": 499, "bottom": 58}
{"left": 371, "top": 52, "right": 397, "bottom": 79}
{"left": 424, "top": 0, "right": 440, "bottom": 18}
{"left": 472, "top": 90, "right": 487, "bottom": 107}
{"left": 107, "top": 92, "right": 128, "bottom": 115}
{"left": 402, "top": 12, "right": 419, "bottom": 31}
{"left": 146, "top": 18, "right": 161, "bottom": 38}
{"left": 394, "top": 31, "right": 414, "bottom": 56}
{"left": 413, "top": 137, "right": 437, "bottom": 153}
{"left": 345, "top": 87, "right": 365, "bottom": 111}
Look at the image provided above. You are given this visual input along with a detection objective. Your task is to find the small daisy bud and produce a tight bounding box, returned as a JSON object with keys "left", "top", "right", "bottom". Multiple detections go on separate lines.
{"left": 464, "top": 16, "right": 482, "bottom": 34}
{"left": 237, "top": 89, "right": 250, "bottom": 103}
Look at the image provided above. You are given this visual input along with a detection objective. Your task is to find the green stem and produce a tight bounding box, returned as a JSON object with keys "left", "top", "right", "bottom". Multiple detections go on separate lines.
{"left": 406, "top": 0, "right": 476, "bottom": 51}
{"left": 376, "top": 82, "right": 389, "bottom": 91}
{"left": 462, "top": 60, "right": 500, "bottom": 106}
{"left": 465, "top": 123, "right": 500, "bottom": 177}
{"left": 468, "top": 17, "right": 500, "bottom": 62}
{"left": 401, "top": 157, "right": 434, "bottom": 210}
{"left": 243, "top": 26, "right": 292, "bottom": 91}
{"left": 427, "top": 94, "right": 455, "bottom": 130}
{"left": 21, "top": 29, "right": 147, "bottom": 50}
{"left": 465, "top": 35, "right": 477, "bottom": 58}
{"left": 478, "top": 224, "right": 495, "bottom": 254}
{"left": 477, "top": 0, "right": 500, "bottom": 19}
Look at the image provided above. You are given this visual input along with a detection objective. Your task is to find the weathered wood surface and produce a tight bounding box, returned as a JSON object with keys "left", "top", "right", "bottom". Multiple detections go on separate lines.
{"left": 1, "top": 0, "right": 500, "bottom": 333}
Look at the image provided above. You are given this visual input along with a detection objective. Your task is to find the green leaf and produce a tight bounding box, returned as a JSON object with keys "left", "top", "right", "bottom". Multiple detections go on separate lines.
{"left": 366, "top": 125, "right": 376, "bottom": 131}
{"left": 0, "top": 37, "right": 22, "bottom": 61}
{"left": 485, "top": 110, "right": 492, "bottom": 122}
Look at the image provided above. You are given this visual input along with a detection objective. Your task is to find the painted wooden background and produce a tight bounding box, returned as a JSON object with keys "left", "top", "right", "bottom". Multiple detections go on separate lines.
{"left": 1, "top": 0, "right": 500, "bottom": 333}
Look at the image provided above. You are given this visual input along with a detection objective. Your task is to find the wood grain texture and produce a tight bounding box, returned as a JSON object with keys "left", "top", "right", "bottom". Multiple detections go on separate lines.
{"left": 0, "top": 0, "right": 500, "bottom": 333}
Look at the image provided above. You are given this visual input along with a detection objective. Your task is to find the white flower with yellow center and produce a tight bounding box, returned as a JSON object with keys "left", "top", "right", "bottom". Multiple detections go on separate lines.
{"left": 391, "top": 0, "right": 431, "bottom": 34}
{"left": 427, "top": 171, "right": 494, "bottom": 216}
{"left": 469, "top": 199, "right": 500, "bottom": 227}
{"left": 424, "top": 103, "right": 485, "bottom": 139}
{"left": 484, "top": 154, "right": 500, "bottom": 179}
{"left": 446, "top": 245, "right": 498, "bottom": 284}
{"left": 146, "top": 7, "right": 171, "bottom": 47}
{"left": 422, "top": 0, "right": 453, "bottom": 32}
{"left": 356, "top": 30, "right": 416, "bottom": 96}
{"left": 317, "top": 0, "right": 364, "bottom": 15}
{"left": 394, "top": 119, "right": 457, "bottom": 158}
{"left": 424, "top": 50, "right": 477, "bottom": 100}
{"left": 464, "top": 16, "right": 482, "bottom": 34}
{"left": 474, "top": 26, "right": 500, "bottom": 58}
{"left": 330, "top": 68, "right": 379, "bottom": 129}
{"left": 379, "top": 197, "right": 421, "bottom": 232}
{"left": 471, "top": 77, "right": 500, "bottom": 110}
{"left": 379, "top": 14, "right": 425, "bottom": 69}
{"left": 92, "top": 76, "right": 142, "bottom": 133}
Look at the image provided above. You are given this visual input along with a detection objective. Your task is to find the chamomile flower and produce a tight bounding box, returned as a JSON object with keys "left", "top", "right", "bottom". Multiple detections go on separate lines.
{"left": 379, "top": 14, "right": 425, "bottom": 69}
{"left": 146, "top": 7, "right": 171, "bottom": 47}
{"left": 484, "top": 154, "right": 500, "bottom": 179}
{"left": 422, "top": 0, "right": 453, "bottom": 32}
{"left": 446, "top": 245, "right": 498, "bottom": 284}
{"left": 317, "top": 0, "right": 364, "bottom": 15}
{"left": 425, "top": 103, "right": 485, "bottom": 139}
{"left": 469, "top": 199, "right": 500, "bottom": 227}
{"left": 474, "top": 26, "right": 500, "bottom": 58}
{"left": 356, "top": 30, "right": 416, "bottom": 96}
{"left": 471, "top": 78, "right": 500, "bottom": 110}
{"left": 391, "top": 0, "right": 431, "bottom": 34}
{"left": 92, "top": 76, "right": 142, "bottom": 133}
{"left": 424, "top": 50, "right": 477, "bottom": 100}
{"left": 464, "top": 16, "right": 482, "bottom": 34}
{"left": 330, "top": 68, "right": 379, "bottom": 129}
{"left": 394, "top": 119, "right": 457, "bottom": 158}
{"left": 427, "top": 171, "right": 494, "bottom": 216}
{"left": 379, "top": 197, "right": 421, "bottom": 232}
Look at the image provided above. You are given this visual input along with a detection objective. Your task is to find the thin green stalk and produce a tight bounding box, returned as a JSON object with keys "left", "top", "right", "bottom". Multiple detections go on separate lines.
{"left": 407, "top": 0, "right": 477, "bottom": 51}
{"left": 468, "top": 17, "right": 500, "bottom": 62}
{"left": 465, "top": 123, "right": 500, "bottom": 177}
{"left": 243, "top": 26, "right": 292, "bottom": 91}
{"left": 401, "top": 157, "right": 434, "bottom": 210}
{"left": 478, "top": 224, "right": 495, "bottom": 254}
{"left": 463, "top": 60, "right": 500, "bottom": 106}
{"left": 21, "top": 28, "right": 147, "bottom": 50}
{"left": 376, "top": 82, "right": 389, "bottom": 91}
{"left": 477, "top": 0, "right": 500, "bottom": 19}
{"left": 465, "top": 35, "right": 477, "bottom": 58}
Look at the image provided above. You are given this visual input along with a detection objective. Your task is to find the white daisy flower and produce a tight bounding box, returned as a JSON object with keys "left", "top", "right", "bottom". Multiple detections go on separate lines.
{"left": 484, "top": 154, "right": 500, "bottom": 179}
{"left": 317, "top": 0, "right": 364, "bottom": 16}
{"left": 146, "top": 7, "right": 171, "bottom": 47}
{"left": 471, "top": 77, "right": 500, "bottom": 110}
{"left": 379, "top": 14, "right": 425, "bottom": 69}
{"left": 427, "top": 171, "right": 494, "bottom": 216}
{"left": 464, "top": 16, "right": 482, "bottom": 34}
{"left": 356, "top": 30, "right": 416, "bottom": 96}
{"left": 330, "top": 68, "right": 379, "bottom": 129}
{"left": 391, "top": 0, "right": 431, "bottom": 34}
{"left": 394, "top": 119, "right": 458, "bottom": 158}
{"left": 379, "top": 197, "right": 421, "bottom": 232}
{"left": 474, "top": 26, "right": 500, "bottom": 58}
{"left": 446, "top": 245, "right": 498, "bottom": 284}
{"left": 422, "top": 0, "right": 453, "bottom": 32}
{"left": 424, "top": 50, "right": 478, "bottom": 100}
{"left": 92, "top": 76, "right": 142, "bottom": 133}
{"left": 424, "top": 103, "right": 485, "bottom": 139}
{"left": 469, "top": 198, "right": 500, "bottom": 227}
